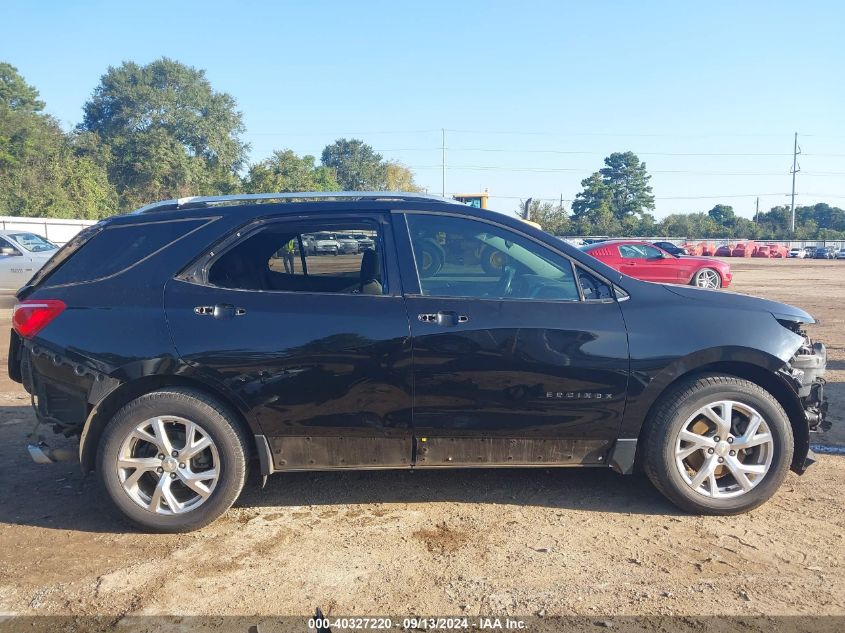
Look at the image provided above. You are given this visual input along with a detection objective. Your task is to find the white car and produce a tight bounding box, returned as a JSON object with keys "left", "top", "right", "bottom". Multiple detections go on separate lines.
{"left": 836, "top": 248, "right": 845, "bottom": 260}
{"left": 788, "top": 247, "right": 806, "bottom": 259}
{"left": 334, "top": 233, "right": 360, "bottom": 254}
{"left": 0, "top": 231, "right": 59, "bottom": 294}
{"left": 312, "top": 232, "right": 340, "bottom": 255}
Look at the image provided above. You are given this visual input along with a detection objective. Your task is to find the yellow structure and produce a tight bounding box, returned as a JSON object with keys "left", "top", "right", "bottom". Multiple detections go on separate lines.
{"left": 452, "top": 191, "right": 489, "bottom": 209}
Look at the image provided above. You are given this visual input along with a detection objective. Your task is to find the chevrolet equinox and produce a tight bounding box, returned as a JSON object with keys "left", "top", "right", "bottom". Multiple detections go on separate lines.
{"left": 8, "top": 192, "right": 829, "bottom": 532}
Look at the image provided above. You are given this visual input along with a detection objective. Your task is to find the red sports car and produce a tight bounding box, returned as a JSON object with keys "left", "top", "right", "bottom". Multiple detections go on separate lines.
{"left": 581, "top": 240, "right": 732, "bottom": 288}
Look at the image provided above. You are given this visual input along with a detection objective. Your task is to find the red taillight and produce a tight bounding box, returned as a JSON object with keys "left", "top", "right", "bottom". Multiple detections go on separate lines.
{"left": 12, "top": 300, "right": 66, "bottom": 339}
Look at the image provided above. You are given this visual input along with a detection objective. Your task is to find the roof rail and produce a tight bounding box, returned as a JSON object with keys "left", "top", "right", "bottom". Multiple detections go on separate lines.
{"left": 132, "top": 191, "right": 461, "bottom": 214}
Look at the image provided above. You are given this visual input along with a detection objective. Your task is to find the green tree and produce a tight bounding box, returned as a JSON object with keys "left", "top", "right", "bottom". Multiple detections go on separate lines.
{"left": 707, "top": 204, "right": 736, "bottom": 227}
{"left": 320, "top": 138, "right": 387, "bottom": 190}
{"left": 520, "top": 199, "right": 571, "bottom": 234}
{"left": 0, "top": 64, "right": 116, "bottom": 218}
{"left": 571, "top": 152, "right": 655, "bottom": 233}
{"left": 598, "top": 151, "right": 655, "bottom": 219}
{"left": 0, "top": 63, "right": 45, "bottom": 113}
{"left": 80, "top": 58, "right": 248, "bottom": 209}
{"left": 243, "top": 150, "right": 339, "bottom": 193}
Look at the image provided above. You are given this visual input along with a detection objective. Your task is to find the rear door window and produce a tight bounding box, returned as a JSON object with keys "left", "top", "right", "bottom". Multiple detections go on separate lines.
{"left": 206, "top": 218, "right": 386, "bottom": 295}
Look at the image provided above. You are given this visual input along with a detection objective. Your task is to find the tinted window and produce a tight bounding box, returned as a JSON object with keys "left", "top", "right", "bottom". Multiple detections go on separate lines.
{"left": 208, "top": 219, "right": 385, "bottom": 295}
{"left": 619, "top": 244, "right": 663, "bottom": 259}
{"left": 576, "top": 267, "right": 614, "bottom": 300}
{"left": 44, "top": 219, "right": 206, "bottom": 286}
{"left": 405, "top": 214, "right": 579, "bottom": 301}
{"left": 0, "top": 236, "right": 22, "bottom": 255}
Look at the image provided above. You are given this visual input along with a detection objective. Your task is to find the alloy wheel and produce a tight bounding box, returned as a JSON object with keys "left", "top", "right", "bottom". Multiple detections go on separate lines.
{"left": 117, "top": 416, "right": 220, "bottom": 515}
{"left": 674, "top": 400, "right": 774, "bottom": 498}
{"left": 695, "top": 268, "right": 721, "bottom": 288}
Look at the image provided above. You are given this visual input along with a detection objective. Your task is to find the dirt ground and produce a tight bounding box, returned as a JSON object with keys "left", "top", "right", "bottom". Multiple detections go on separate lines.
{"left": 0, "top": 257, "right": 843, "bottom": 621}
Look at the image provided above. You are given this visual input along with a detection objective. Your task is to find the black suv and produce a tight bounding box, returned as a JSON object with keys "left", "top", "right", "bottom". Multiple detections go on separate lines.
{"left": 8, "top": 192, "right": 829, "bottom": 532}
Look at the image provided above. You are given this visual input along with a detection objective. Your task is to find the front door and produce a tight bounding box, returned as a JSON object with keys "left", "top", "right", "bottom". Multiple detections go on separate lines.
{"left": 618, "top": 243, "right": 678, "bottom": 283}
{"left": 164, "top": 213, "right": 414, "bottom": 470}
{"left": 395, "top": 212, "right": 630, "bottom": 467}
{"left": 0, "top": 236, "right": 34, "bottom": 293}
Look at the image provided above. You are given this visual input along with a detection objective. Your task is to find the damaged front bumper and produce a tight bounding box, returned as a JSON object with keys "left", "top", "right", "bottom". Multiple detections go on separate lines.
{"left": 789, "top": 339, "right": 829, "bottom": 433}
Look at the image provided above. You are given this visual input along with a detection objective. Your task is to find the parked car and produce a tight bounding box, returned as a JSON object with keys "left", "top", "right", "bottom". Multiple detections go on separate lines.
{"left": 334, "top": 233, "right": 360, "bottom": 254}
{"left": 788, "top": 247, "right": 806, "bottom": 259}
{"left": 10, "top": 192, "right": 828, "bottom": 532}
{"left": 814, "top": 246, "right": 836, "bottom": 259}
{"left": 581, "top": 240, "right": 732, "bottom": 288}
{"left": 351, "top": 233, "right": 375, "bottom": 252}
{"left": 0, "top": 231, "right": 59, "bottom": 295}
{"left": 312, "top": 232, "right": 340, "bottom": 255}
{"left": 836, "top": 248, "right": 845, "bottom": 260}
{"left": 652, "top": 241, "right": 688, "bottom": 256}
{"left": 714, "top": 245, "right": 733, "bottom": 257}
{"left": 804, "top": 246, "right": 817, "bottom": 258}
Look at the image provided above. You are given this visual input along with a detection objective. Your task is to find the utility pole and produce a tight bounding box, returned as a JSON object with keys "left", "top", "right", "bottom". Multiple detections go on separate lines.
{"left": 441, "top": 128, "right": 446, "bottom": 197}
{"left": 790, "top": 132, "right": 800, "bottom": 233}
{"left": 755, "top": 196, "right": 759, "bottom": 222}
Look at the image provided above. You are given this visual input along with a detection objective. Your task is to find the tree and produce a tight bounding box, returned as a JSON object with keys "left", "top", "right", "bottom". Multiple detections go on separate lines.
{"left": 520, "top": 199, "right": 570, "bottom": 234}
{"left": 0, "top": 64, "right": 116, "bottom": 218}
{"left": 707, "top": 204, "right": 736, "bottom": 226}
{"left": 80, "top": 58, "right": 248, "bottom": 209}
{"left": 599, "top": 151, "right": 655, "bottom": 219}
{"left": 0, "top": 63, "right": 45, "bottom": 113}
{"left": 571, "top": 152, "right": 655, "bottom": 234}
{"left": 243, "top": 150, "right": 339, "bottom": 193}
{"left": 321, "top": 138, "right": 387, "bottom": 190}
{"left": 385, "top": 161, "right": 423, "bottom": 192}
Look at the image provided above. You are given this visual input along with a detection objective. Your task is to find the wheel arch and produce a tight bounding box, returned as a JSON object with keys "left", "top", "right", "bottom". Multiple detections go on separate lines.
{"left": 633, "top": 360, "right": 808, "bottom": 474}
{"left": 79, "top": 373, "right": 256, "bottom": 473}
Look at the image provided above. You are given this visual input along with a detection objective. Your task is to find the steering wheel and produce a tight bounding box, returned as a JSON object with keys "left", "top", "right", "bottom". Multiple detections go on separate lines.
{"left": 493, "top": 265, "right": 516, "bottom": 297}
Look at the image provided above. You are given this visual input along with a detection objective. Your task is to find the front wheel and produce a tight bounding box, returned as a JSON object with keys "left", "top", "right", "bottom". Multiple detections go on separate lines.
{"left": 692, "top": 267, "right": 722, "bottom": 288}
{"left": 641, "top": 375, "right": 793, "bottom": 514}
{"left": 97, "top": 388, "right": 250, "bottom": 533}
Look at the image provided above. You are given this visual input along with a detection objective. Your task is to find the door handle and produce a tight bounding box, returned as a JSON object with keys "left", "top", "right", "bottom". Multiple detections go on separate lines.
{"left": 194, "top": 304, "right": 246, "bottom": 319}
{"left": 418, "top": 311, "right": 469, "bottom": 326}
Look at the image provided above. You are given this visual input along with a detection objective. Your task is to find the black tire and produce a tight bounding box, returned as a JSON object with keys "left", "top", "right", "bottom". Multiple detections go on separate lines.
{"left": 641, "top": 375, "right": 793, "bottom": 515}
{"left": 417, "top": 240, "right": 444, "bottom": 278}
{"left": 96, "top": 388, "right": 250, "bottom": 533}
{"left": 480, "top": 245, "right": 508, "bottom": 275}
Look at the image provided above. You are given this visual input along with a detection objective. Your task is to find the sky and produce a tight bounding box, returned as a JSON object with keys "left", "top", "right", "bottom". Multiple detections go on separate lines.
{"left": 4, "top": 0, "right": 845, "bottom": 218}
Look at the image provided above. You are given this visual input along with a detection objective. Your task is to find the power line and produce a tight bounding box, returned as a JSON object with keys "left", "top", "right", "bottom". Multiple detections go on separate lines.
{"left": 474, "top": 192, "right": 795, "bottom": 202}
{"left": 408, "top": 164, "right": 845, "bottom": 176}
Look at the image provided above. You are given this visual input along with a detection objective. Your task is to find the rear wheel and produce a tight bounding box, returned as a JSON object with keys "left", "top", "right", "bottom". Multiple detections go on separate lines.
{"left": 641, "top": 375, "right": 793, "bottom": 514}
{"left": 97, "top": 388, "right": 250, "bottom": 532}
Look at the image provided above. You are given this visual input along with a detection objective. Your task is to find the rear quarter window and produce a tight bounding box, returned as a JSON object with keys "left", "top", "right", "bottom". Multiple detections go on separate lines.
{"left": 42, "top": 218, "right": 208, "bottom": 287}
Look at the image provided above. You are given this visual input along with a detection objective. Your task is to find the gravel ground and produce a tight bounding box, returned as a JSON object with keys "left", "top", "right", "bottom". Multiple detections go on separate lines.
{"left": 0, "top": 257, "right": 843, "bottom": 621}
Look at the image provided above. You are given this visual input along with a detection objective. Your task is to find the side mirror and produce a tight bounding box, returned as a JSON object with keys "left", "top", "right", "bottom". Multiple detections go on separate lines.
{"left": 0, "top": 247, "right": 19, "bottom": 256}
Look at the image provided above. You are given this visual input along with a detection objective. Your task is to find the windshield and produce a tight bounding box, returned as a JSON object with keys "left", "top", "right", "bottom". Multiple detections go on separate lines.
{"left": 8, "top": 233, "right": 58, "bottom": 253}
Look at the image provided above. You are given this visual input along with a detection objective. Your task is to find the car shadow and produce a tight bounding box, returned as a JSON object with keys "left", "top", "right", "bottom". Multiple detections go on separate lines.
{"left": 0, "top": 404, "right": 683, "bottom": 536}
{"left": 236, "top": 463, "right": 680, "bottom": 517}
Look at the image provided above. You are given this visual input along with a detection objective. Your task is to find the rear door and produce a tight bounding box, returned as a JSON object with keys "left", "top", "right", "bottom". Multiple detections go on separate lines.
{"left": 164, "top": 212, "right": 414, "bottom": 470}
{"left": 395, "top": 211, "right": 629, "bottom": 467}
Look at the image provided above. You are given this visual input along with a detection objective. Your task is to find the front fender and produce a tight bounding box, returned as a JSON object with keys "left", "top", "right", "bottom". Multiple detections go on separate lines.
{"left": 619, "top": 345, "right": 795, "bottom": 438}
